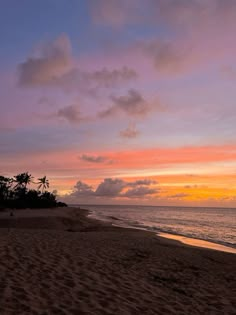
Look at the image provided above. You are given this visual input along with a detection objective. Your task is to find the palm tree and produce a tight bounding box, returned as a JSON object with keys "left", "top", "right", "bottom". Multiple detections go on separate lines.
{"left": 37, "top": 176, "right": 49, "bottom": 193}
{"left": 14, "top": 172, "right": 33, "bottom": 189}
{"left": 0, "top": 176, "right": 12, "bottom": 202}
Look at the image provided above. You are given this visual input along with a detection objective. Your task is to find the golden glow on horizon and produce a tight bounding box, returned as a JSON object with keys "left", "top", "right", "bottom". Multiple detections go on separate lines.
{"left": 2, "top": 145, "right": 236, "bottom": 205}
{"left": 51, "top": 173, "right": 236, "bottom": 205}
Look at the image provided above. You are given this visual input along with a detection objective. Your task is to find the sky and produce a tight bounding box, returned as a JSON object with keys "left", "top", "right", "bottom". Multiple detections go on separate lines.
{"left": 1, "top": 0, "right": 236, "bottom": 206}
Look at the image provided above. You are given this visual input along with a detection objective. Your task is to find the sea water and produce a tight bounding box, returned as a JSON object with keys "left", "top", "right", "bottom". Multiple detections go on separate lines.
{"left": 81, "top": 205, "right": 236, "bottom": 253}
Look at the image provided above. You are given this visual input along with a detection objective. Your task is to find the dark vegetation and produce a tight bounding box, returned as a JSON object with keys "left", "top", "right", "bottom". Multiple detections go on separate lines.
{"left": 0, "top": 172, "right": 67, "bottom": 209}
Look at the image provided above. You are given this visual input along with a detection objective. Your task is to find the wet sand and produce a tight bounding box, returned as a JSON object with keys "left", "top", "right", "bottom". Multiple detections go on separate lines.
{"left": 0, "top": 207, "right": 235, "bottom": 314}
{"left": 158, "top": 232, "right": 236, "bottom": 254}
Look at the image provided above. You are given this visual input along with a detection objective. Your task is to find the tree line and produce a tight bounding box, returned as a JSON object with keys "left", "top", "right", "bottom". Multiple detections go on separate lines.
{"left": 0, "top": 172, "right": 67, "bottom": 209}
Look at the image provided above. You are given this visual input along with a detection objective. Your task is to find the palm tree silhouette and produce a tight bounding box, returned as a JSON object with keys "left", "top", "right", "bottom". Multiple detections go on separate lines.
{"left": 37, "top": 176, "right": 49, "bottom": 193}
{"left": 14, "top": 172, "right": 33, "bottom": 189}
{"left": 0, "top": 176, "right": 12, "bottom": 201}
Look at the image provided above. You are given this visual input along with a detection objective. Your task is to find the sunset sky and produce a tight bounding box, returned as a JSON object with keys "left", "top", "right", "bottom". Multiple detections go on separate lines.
{"left": 1, "top": 0, "right": 236, "bottom": 206}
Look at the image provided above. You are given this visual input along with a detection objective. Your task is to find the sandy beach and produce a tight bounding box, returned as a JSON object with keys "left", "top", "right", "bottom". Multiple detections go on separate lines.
{"left": 0, "top": 207, "right": 235, "bottom": 315}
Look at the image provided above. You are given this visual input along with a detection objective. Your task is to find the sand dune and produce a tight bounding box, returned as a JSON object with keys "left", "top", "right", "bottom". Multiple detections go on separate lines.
{"left": 0, "top": 207, "right": 235, "bottom": 314}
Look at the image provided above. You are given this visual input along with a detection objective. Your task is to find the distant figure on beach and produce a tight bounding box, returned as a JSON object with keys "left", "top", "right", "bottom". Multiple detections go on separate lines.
{"left": 10, "top": 210, "right": 14, "bottom": 217}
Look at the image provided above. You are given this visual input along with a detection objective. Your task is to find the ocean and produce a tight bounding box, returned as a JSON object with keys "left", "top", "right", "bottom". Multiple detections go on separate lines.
{"left": 82, "top": 205, "right": 236, "bottom": 253}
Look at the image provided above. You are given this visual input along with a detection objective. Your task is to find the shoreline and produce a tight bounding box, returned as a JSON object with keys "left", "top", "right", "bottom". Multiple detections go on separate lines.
{"left": 1, "top": 205, "right": 236, "bottom": 254}
{"left": 87, "top": 208, "right": 236, "bottom": 255}
{"left": 0, "top": 207, "right": 235, "bottom": 314}
{"left": 2, "top": 205, "right": 236, "bottom": 254}
{"left": 158, "top": 232, "right": 236, "bottom": 254}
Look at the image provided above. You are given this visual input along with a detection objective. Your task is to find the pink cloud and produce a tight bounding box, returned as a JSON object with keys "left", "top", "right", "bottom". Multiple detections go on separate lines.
{"left": 99, "top": 89, "right": 151, "bottom": 118}
{"left": 18, "top": 35, "right": 137, "bottom": 91}
{"left": 57, "top": 105, "right": 85, "bottom": 123}
{"left": 18, "top": 34, "right": 72, "bottom": 86}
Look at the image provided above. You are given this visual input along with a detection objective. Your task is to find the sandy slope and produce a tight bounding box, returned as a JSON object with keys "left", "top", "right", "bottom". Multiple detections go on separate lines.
{"left": 0, "top": 207, "right": 235, "bottom": 315}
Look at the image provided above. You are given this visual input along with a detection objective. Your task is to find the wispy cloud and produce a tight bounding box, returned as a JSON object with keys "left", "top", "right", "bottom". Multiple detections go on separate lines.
{"left": 119, "top": 123, "right": 140, "bottom": 138}
{"left": 128, "top": 179, "right": 157, "bottom": 186}
{"left": 88, "top": 1, "right": 236, "bottom": 75}
{"left": 89, "top": 0, "right": 236, "bottom": 31}
{"left": 99, "top": 89, "right": 151, "bottom": 118}
{"left": 79, "top": 154, "right": 111, "bottom": 164}
{"left": 57, "top": 105, "right": 85, "bottom": 123}
{"left": 89, "top": 0, "right": 143, "bottom": 27}
{"left": 167, "top": 193, "right": 189, "bottom": 199}
{"left": 18, "top": 34, "right": 72, "bottom": 86}
{"left": 53, "top": 66, "right": 138, "bottom": 92}
{"left": 138, "top": 40, "right": 189, "bottom": 74}
{"left": 86, "top": 66, "right": 137, "bottom": 87}
{"left": 122, "top": 186, "right": 157, "bottom": 198}
{"left": 18, "top": 35, "right": 137, "bottom": 91}
{"left": 111, "top": 89, "right": 148, "bottom": 115}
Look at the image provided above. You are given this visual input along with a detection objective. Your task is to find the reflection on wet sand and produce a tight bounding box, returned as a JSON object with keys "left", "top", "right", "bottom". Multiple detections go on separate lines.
{"left": 158, "top": 233, "right": 236, "bottom": 254}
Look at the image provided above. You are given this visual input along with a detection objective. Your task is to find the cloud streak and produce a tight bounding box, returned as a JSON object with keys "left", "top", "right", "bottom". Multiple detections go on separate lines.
{"left": 167, "top": 193, "right": 189, "bottom": 199}
{"left": 128, "top": 179, "right": 157, "bottom": 186}
{"left": 79, "top": 154, "right": 111, "bottom": 164}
